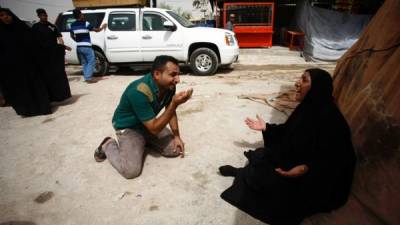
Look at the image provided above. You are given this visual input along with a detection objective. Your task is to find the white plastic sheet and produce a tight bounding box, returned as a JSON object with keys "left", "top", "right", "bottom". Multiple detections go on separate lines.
{"left": 295, "top": 0, "right": 371, "bottom": 61}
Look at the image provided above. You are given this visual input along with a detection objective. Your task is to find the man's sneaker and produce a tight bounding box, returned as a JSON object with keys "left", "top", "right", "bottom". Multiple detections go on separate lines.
{"left": 85, "top": 79, "right": 98, "bottom": 84}
{"left": 94, "top": 137, "right": 111, "bottom": 162}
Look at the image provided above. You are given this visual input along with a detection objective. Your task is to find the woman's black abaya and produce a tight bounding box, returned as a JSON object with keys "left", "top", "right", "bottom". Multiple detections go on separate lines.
{"left": 221, "top": 69, "right": 356, "bottom": 225}
{"left": 0, "top": 8, "right": 51, "bottom": 116}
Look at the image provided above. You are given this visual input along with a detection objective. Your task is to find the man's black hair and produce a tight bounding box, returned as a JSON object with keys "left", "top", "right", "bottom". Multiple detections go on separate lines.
{"left": 152, "top": 55, "right": 179, "bottom": 73}
{"left": 0, "top": 7, "right": 10, "bottom": 14}
{"left": 36, "top": 8, "right": 46, "bottom": 16}
{"left": 72, "top": 9, "right": 81, "bottom": 19}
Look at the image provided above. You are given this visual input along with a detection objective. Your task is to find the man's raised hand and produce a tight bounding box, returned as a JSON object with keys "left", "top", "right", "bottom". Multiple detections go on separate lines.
{"left": 172, "top": 88, "right": 193, "bottom": 106}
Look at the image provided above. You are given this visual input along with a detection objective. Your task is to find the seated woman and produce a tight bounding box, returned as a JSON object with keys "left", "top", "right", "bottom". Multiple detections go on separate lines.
{"left": 219, "top": 68, "right": 356, "bottom": 225}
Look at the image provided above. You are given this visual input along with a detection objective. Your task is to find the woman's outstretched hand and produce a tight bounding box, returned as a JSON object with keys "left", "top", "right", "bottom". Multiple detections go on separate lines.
{"left": 275, "top": 164, "right": 309, "bottom": 178}
{"left": 245, "top": 114, "right": 266, "bottom": 131}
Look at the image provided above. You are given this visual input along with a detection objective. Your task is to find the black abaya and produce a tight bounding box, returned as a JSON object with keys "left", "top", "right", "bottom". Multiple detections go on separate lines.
{"left": 0, "top": 8, "right": 51, "bottom": 116}
{"left": 221, "top": 69, "right": 356, "bottom": 225}
{"left": 32, "top": 21, "right": 71, "bottom": 102}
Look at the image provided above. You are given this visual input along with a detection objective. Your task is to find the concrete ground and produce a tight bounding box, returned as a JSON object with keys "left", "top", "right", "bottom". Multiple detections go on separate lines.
{"left": 0, "top": 47, "right": 335, "bottom": 225}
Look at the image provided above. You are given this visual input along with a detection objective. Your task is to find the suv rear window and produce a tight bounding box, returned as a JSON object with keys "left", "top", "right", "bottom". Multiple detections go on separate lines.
{"left": 55, "top": 12, "right": 105, "bottom": 32}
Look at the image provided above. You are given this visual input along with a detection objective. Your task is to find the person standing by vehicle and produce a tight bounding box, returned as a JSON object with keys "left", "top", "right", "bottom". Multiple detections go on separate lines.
{"left": 0, "top": 7, "right": 51, "bottom": 116}
{"left": 32, "top": 8, "right": 72, "bottom": 102}
{"left": 69, "top": 9, "right": 107, "bottom": 83}
{"left": 225, "top": 14, "right": 235, "bottom": 31}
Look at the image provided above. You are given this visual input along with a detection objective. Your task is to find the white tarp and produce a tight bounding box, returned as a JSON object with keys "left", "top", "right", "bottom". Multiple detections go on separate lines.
{"left": 295, "top": 0, "right": 371, "bottom": 61}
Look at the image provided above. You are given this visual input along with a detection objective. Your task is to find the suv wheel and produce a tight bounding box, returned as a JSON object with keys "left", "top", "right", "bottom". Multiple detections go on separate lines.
{"left": 189, "top": 48, "right": 218, "bottom": 76}
{"left": 93, "top": 50, "right": 109, "bottom": 76}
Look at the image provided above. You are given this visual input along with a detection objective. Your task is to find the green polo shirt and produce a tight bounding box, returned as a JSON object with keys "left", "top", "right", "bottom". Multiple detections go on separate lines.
{"left": 112, "top": 73, "right": 175, "bottom": 130}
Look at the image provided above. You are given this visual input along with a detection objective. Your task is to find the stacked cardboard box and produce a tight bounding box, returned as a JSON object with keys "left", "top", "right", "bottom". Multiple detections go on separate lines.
{"left": 72, "top": 0, "right": 147, "bottom": 8}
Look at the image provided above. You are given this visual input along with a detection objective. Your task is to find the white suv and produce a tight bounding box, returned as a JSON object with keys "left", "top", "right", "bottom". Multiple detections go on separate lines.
{"left": 55, "top": 7, "right": 239, "bottom": 76}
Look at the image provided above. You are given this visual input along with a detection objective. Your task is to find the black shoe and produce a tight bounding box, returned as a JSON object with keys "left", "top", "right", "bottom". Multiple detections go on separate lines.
{"left": 94, "top": 137, "right": 111, "bottom": 162}
{"left": 244, "top": 150, "right": 252, "bottom": 159}
{"left": 219, "top": 165, "right": 238, "bottom": 177}
{"left": 85, "top": 79, "right": 98, "bottom": 84}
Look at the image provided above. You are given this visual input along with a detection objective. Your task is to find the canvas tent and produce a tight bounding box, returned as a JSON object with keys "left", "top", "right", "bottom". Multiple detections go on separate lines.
{"left": 295, "top": 0, "right": 372, "bottom": 61}
{"left": 302, "top": 0, "right": 400, "bottom": 224}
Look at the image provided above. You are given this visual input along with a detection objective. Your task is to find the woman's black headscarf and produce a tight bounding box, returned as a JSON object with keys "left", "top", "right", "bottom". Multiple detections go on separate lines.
{"left": 287, "top": 68, "right": 335, "bottom": 127}
{"left": 274, "top": 68, "right": 336, "bottom": 169}
{"left": 0, "top": 7, "right": 35, "bottom": 56}
{"left": 302, "top": 68, "right": 334, "bottom": 107}
{"left": 0, "top": 8, "right": 29, "bottom": 30}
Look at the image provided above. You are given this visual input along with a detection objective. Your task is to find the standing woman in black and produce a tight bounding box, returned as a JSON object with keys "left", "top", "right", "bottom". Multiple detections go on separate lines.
{"left": 32, "top": 8, "right": 71, "bottom": 102}
{"left": 219, "top": 68, "right": 356, "bottom": 225}
{"left": 0, "top": 8, "right": 51, "bottom": 116}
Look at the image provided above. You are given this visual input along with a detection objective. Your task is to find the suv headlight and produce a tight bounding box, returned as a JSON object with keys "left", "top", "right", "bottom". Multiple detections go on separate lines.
{"left": 225, "top": 33, "right": 236, "bottom": 46}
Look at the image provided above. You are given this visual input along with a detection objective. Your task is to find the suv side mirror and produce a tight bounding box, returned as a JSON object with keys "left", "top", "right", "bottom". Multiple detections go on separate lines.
{"left": 163, "top": 20, "right": 176, "bottom": 31}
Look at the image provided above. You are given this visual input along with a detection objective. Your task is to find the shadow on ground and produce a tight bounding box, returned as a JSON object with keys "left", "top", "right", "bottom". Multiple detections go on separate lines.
{"left": 51, "top": 94, "right": 87, "bottom": 113}
{"left": 0, "top": 222, "right": 36, "bottom": 225}
{"left": 233, "top": 140, "right": 264, "bottom": 149}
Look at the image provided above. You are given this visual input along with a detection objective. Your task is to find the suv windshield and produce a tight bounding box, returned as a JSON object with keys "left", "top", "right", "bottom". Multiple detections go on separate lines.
{"left": 166, "top": 11, "right": 195, "bottom": 28}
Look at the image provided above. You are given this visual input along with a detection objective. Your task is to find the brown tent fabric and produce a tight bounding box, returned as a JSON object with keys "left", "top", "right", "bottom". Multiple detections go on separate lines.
{"left": 302, "top": 0, "right": 400, "bottom": 224}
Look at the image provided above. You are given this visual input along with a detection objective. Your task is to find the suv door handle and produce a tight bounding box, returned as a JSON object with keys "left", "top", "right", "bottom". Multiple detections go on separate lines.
{"left": 107, "top": 35, "right": 118, "bottom": 40}
{"left": 142, "top": 35, "right": 152, "bottom": 40}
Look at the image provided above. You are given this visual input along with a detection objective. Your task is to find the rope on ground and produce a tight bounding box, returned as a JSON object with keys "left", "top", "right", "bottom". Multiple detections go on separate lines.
{"left": 238, "top": 91, "right": 298, "bottom": 117}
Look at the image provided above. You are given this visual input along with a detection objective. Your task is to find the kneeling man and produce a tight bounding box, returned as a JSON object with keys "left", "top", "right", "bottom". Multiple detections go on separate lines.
{"left": 95, "top": 55, "right": 193, "bottom": 179}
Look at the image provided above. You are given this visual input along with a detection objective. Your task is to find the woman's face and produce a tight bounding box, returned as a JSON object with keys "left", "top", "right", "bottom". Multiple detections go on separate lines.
{"left": 295, "top": 72, "right": 312, "bottom": 101}
{"left": 0, "top": 11, "right": 13, "bottom": 24}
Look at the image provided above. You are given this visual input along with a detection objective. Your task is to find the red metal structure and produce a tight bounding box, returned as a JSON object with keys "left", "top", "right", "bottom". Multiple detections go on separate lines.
{"left": 223, "top": 2, "right": 274, "bottom": 47}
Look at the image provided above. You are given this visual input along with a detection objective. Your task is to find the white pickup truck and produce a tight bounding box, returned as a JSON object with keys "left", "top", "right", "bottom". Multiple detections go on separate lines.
{"left": 55, "top": 7, "right": 239, "bottom": 76}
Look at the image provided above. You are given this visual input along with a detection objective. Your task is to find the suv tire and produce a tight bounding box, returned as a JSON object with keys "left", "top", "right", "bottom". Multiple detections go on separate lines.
{"left": 189, "top": 48, "right": 218, "bottom": 76}
{"left": 93, "top": 50, "right": 109, "bottom": 76}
